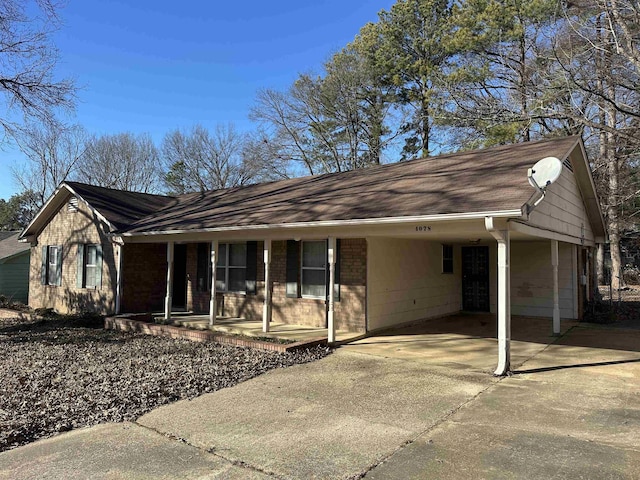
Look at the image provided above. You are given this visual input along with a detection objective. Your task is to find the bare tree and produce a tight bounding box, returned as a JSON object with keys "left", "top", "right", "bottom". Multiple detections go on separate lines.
{"left": 78, "top": 132, "right": 162, "bottom": 193}
{"left": 0, "top": 0, "right": 75, "bottom": 140}
{"left": 13, "top": 123, "right": 87, "bottom": 208}
{"left": 161, "top": 124, "right": 253, "bottom": 194}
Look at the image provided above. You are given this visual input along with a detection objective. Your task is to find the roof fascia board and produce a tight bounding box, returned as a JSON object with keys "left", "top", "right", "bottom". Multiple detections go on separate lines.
{"left": 510, "top": 220, "right": 595, "bottom": 247}
{"left": 573, "top": 140, "right": 607, "bottom": 237}
{"left": 0, "top": 249, "right": 29, "bottom": 264}
{"left": 20, "top": 183, "right": 116, "bottom": 241}
{"left": 119, "top": 209, "right": 525, "bottom": 238}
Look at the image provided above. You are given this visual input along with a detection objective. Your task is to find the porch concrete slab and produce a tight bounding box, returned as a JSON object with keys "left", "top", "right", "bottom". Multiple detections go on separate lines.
{"left": 0, "top": 422, "right": 268, "bottom": 480}
{"left": 345, "top": 315, "right": 577, "bottom": 373}
{"left": 171, "top": 315, "right": 361, "bottom": 343}
{"left": 138, "top": 350, "right": 496, "bottom": 479}
{"left": 364, "top": 325, "right": 640, "bottom": 479}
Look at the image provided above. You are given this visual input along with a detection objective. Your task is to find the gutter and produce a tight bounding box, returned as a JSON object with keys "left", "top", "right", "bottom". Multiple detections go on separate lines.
{"left": 116, "top": 209, "right": 527, "bottom": 237}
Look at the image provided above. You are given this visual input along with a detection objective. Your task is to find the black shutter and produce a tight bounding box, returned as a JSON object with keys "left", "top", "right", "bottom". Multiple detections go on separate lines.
{"left": 41, "top": 246, "right": 47, "bottom": 285}
{"left": 245, "top": 241, "right": 257, "bottom": 294}
{"left": 196, "top": 243, "right": 208, "bottom": 292}
{"left": 325, "top": 240, "right": 341, "bottom": 301}
{"left": 335, "top": 239, "right": 341, "bottom": 301}
{"left": 286, "top": 240, "right": 299, "bottom": 298}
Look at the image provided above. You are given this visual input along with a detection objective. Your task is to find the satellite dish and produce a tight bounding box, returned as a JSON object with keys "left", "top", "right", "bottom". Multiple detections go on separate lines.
{"left": 527, "top": 156, "right": 562, "bottom": 192}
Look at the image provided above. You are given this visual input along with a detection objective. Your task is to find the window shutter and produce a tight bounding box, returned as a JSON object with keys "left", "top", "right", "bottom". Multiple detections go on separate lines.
{"left": 76, "top": 244, "right": 84, "bottom": 288}
{"left": 196, "top": 243, "right": 208, "bottom": 292}
{"left": 41, "top": 246, "right": 47, "bottom": 285}
{"left": 334, "top": 239, "right": 341, "bottom": 301}
{"left": 286, "top": 240, "right": 299, "bottom": 298}
{"left": 56, "top": 245, "right": 63, "bottom": 286}
{"left": 245, "top": 241, "right": 257, "bottom": 294}
{"left": 95, "top": 245, "right": 103, "bottom": 288}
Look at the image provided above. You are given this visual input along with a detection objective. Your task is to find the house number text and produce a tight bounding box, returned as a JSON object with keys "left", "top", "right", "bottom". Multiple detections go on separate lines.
{"left": 415, "top": 226, "right": 432, "bottom": 232}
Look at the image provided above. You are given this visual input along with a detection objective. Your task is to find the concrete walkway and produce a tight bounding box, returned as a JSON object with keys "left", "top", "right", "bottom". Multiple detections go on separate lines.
{"left": 1, "top": 319, "right": 639, "bottom": 479}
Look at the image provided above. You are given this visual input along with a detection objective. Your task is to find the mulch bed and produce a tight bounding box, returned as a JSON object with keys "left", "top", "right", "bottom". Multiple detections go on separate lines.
{"left": 0, "top": 315, "right": 331, "bottom": 452}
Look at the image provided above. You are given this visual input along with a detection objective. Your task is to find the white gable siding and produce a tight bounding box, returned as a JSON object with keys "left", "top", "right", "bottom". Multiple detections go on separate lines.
{"left": 367, "top": 238, "right": 461, "bottom": 331}
{"left": 527, "top": 167, "right": 594, "bottom": 244}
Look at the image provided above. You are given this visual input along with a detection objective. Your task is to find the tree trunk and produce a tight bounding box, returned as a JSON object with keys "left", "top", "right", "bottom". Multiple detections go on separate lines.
{"left": 596, "top": 242, "right": 605, "bottom": 285}
{"left": 603, "top": 16, "right": 624, "bottom": 291}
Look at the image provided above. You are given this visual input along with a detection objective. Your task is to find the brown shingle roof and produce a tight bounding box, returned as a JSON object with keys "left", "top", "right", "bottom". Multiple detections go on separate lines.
{"left": 121, "top": 136, "right": 580, "bottom": 234}
{"left": 65, "top": 182, "right": 177, "bottom": 231}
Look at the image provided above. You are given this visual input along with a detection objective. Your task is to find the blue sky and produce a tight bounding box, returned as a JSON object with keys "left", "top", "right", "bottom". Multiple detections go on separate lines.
{"left": 1, "top": 0, "right": 394, "bottom": 199}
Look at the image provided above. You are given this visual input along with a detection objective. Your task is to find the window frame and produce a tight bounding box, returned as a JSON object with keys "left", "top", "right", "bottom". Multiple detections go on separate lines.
{"left": 215, "top": 242, "right": 247, "bottom": 294}
{"left": 442, "top": 244, "right": 454, "bottom": 274}
{"left": 300, "top": 240, "right": 327, "bottom": 299}
{"left": 47, "top": 245, "right": 59, "bottom": 286}
{"left": 83, "top": 244, "right": 99, "bottom": 288}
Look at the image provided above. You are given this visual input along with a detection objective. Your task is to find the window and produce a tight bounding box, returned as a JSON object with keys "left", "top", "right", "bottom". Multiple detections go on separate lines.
{"left": 216, "top": 243, "right": 247, "bottom": 293}
{"left": 84, "top": 245, "right": 98, "bottom": 288}
{"left": 48, "top": 246, "right": 60, "bottom": 285}
{"left": 442, "top": 244, "right": 453, "bottom": 274}
{"left": 76, "top": 244, "right": 102, "bottom": 289}
{"left": 301, "top": 240, "right": 326, "bottom": 298}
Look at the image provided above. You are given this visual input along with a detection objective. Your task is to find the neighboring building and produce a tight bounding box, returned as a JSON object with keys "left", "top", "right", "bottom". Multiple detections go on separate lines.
{"left": 0, "top": 231, "right": 31, "bottom": 304}
{"left": 20, "top": 136, "right": 606, "bottom": 374}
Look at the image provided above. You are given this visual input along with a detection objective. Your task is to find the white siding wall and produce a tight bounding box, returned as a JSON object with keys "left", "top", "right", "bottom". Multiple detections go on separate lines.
{"left": 528, "top": 167, "right": 594, "bottom": 243}
{"left": 367, "top": 238, "right": 461, "bottom": 331}
{"left": 507, "top": 241, "right": 576, "bottom": 319}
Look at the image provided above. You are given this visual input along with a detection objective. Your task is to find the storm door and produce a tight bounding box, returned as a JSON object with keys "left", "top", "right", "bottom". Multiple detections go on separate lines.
{"left": 462, "top": 246, "right": 490, "bottom": 312}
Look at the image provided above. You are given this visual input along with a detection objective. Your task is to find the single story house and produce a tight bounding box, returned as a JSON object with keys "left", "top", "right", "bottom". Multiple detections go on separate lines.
{"left": 0, "top": 231, "right": 31, "bottom": 304}
{"left": 20, "top": 136, "right": 606, "bottom": 374}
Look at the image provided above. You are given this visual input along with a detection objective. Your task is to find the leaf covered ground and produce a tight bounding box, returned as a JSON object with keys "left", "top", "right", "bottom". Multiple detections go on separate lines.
{"left": 0, "top": 315, "right": 331, "bottom": 452}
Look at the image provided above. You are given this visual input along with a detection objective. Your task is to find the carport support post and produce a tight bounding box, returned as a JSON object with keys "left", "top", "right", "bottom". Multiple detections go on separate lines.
{"left": 115, "top": 242, "right": 123, "bottom": 315}
{"left": 327, "top": 236, "right": 336, "bottom": 344}
{"left": 209, "top": 240, "right": 218, "bottom": 326}
{"left": 263, "top": 239, "right": 272, "bottom": 333}
{"left": 551, "top": 240, "right": 561, "bottom": 335}
{"left": 164, "top": 241, "right": 174, "bottom": 321}
{"left": 486, "top": 217, "right": 511, "bottom": 376}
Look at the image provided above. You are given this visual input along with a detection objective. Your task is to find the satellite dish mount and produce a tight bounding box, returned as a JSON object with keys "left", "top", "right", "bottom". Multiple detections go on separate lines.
{"left": 527, "top": 156, "right": 563, "bottom": 209}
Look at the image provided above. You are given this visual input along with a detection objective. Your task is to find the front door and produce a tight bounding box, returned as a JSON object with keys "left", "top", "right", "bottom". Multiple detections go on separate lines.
{"left": 462, "top": 246, "right": 490, "bottom": 312}
{"left": 172, "top": 244, "right": 187, "bottom": 309}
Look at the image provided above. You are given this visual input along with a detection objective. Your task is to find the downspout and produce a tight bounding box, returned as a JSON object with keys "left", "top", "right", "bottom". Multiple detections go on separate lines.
{"left": 486, "top": 217, "right": 511, "bottom": 376}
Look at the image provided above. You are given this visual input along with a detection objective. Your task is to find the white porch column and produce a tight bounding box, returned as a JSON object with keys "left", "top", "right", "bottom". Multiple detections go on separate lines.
{"left": 209, "top": 240, "right": 218, "bottom": 326}
{"left": 551, "top": 240, "right": 561, "bottom": 335}
{"left": 486, "top": 218, "right": 511, "bottom": 376}
{"left": 164, "top": 241, "right": 174, "bottom": 321}
{"left": 115, "top": 242, "right": 123, "bottom": 314}
{"left": 263, "top": 239, "right": 272, "bottom": 333}
{"left": 327, "top": 237, "right": 336, "bottom": 344}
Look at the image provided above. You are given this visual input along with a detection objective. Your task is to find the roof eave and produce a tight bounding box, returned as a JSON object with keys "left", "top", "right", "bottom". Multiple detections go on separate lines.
{"left": 118, "top": 208, "right": 527, "bottom": 237}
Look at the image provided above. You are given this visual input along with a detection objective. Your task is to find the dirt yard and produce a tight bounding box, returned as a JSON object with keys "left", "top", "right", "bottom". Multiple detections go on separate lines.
{"left": 0, "top": 314, "right": 330, "bottom": 452}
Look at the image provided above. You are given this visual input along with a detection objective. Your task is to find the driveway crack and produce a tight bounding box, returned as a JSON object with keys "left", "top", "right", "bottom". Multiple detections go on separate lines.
{"left": 133, "top": 421, "right": 284, "bottom": 478}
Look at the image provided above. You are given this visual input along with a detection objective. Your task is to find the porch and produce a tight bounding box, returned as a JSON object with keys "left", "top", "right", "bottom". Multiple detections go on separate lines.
{"left": 156, "top": 312, "right": 364, "bottom": 344}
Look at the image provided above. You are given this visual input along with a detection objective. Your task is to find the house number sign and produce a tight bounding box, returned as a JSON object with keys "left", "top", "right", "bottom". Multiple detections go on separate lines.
{"left": 415, "top": 225, "right": 432, "bottom": 232}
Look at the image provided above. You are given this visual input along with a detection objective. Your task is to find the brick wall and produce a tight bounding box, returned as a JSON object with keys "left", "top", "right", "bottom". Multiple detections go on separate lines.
{"left": 183, "top": 238, "right": 367, "bottom": 333}
{"left": 29, "top": 194, "right": 116, "bottom": 314}
{"left": 121, "top": 243, "right": 167, "bottom": 313}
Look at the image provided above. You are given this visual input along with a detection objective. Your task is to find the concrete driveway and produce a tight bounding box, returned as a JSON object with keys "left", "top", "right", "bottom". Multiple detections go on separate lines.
{"left": 1, "top": 317, "right": 639, "bottom": 479}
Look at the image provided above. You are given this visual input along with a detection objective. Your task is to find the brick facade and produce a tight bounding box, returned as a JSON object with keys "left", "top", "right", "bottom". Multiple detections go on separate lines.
{"left": 120, "top": 243, "right": 167, "bottom": 313}
{"left": 30, "top": 204, "right": 368, "bottom": 332}
{"left": 181, "top": 238, "right": 367, "bottom": 332}
{"left": 28, "top": 194, "right": 116, "bottom": 314}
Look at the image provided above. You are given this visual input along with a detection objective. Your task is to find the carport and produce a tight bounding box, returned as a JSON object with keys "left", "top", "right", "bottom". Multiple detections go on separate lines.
{"left": 349, "top": 314, "right": 578, "bottom": 372}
